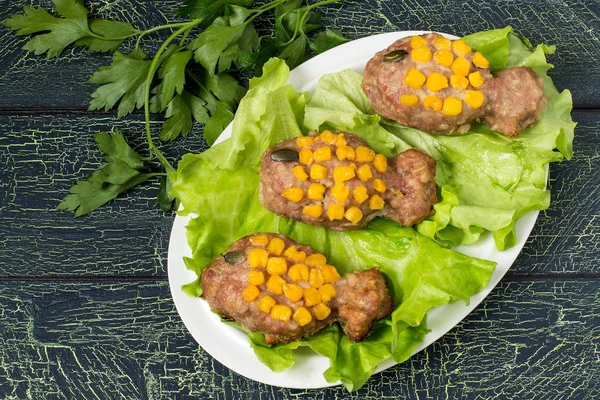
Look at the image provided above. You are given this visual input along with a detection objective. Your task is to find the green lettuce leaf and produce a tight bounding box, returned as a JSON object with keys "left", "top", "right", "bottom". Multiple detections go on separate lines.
{"left": 169, "top": 58, "right": 496, "bottom": 391}
{"left": 304, "top": 27, "right": 575, "bottom": 251}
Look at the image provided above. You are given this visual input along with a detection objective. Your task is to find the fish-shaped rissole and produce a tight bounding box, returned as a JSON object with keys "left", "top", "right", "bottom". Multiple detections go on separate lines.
{"left": 201, "top": 233, "right": 394, "bottom": 344}
{"left": 259, "top": 130, "right": 437, "bottom": 230}
{"left": 362, "top": 33, "right": 547, "bottom": 137}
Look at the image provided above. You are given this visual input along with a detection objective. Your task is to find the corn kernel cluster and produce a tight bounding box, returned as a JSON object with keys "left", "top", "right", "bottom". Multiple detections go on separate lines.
{"left": 242, "top": 235, "right": 342, "bottom": 325}
{"left": 282, "top": 131, "right": 389, "bottom": 225}
{"left": 401, "top": 36, "right": 489, "bottom": 116}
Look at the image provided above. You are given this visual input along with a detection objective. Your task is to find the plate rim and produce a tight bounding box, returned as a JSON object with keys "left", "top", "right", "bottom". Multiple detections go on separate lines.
{"left": 167, "top": 30, "right": 542, "bottom": 389}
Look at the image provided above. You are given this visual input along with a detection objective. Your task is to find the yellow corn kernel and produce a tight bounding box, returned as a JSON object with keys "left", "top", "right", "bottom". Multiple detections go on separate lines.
{"left": 288, "top": 263, "right": 309, "bottom": 282}
{"left": 369, "top": 194, "right": 385, "bottom": 210}
{"left": 333, "top": 166, "right": 355, "bottom": 183}
{"left": 349, "top": 163, "right": 357, "bottom": 170}
{"left": 452, "top": 39, "right": 471, "bottom": 56}
{"left": 336, "top": 145, "right": 355, "bottom": 161}
{"left": 333, "top": 133, "right": 347, "bottom": 147}
{"left": 355, "top": 146, "right": 376, "bottom": 162}
{"left": 283, "top": 283, "right": 304, "bottom": 302}
{"left": 303, "top": 287, "right": 321, "bottom": 307}
{"left": 472, "top": 51, "right": 489, "bottom": 69}
{"left": 249, "top": 235, "right": 269, "bottom": 246}
{"left": 307, "top": 182, "right": 326, "bottom": 200}
{"left": 404, "top": 68, "right": 427, "bottom": 89}
{"left": 344, "top": 206, "right": 363, "bottom": 224}
{"left": 267, "top": 237, "right": 285, "bottom": 255}
{"left": 305, "top": 253, "right": 327, "bottom": 267}
{"left": 331, "top": 183, "right": 350, "bottom": 203}
{"left": 468, "top": 71, "right": 484, "bottom": 88}
{"left": 270, "top": 304, "right": 292, "bottom": 323}
{"left": 293, "top": 165, "right": 308, "bottom": 182}
{"left": 356, "top": 164, "right": 373, "bottom": 182}
{"left": 299, "top": 148, "right": 313, "bottom": 165}
{"left": 423, "top": 94, "right": 443, "bottom": 111}
{"left": 321, "top": 265, "right": 341, "bottom": 283}
{"left": 282, "top": 186, "right": 304, "bottom": 203}
{"left": 313, "top": 146, "right": 331, "bottom": 162}
{"left": 309, "top": 268, "right": 324, "bottom": 288}
{"left": 242, "top": 285, "right": 260, "bottom": 302}
{"left": 373, "top": 178, "right": 387, "bottom": 193}
{"left": 433, "top": 36, "right": 451, "bottom": 50}
{"left": 426, "top": 72, "right": 449, "bottom": 92}
{"left": 373, "top": 154, "right": 387, "bottom": 173}
{"left": 433, "top": 50, "right": 454, "bottom": 67}
{"left": 400, "top": 94, "right": 419, "bottom": 107}
{"left": 312, "top": 303, "right": 331, "bottom": 321}
{"left": 464, "top": 90, "right": 485, "bottom": 109}
{"left": 296, "top": 136, "right": 314, "bottom": 148}
{"left": 309, "top": 164, "right": 328, "bottom": 180}
{"left": 451, "top": 56, "right": 471, "bottom": 77}
{"left": 411, "top": 46, "right": 432, "bottom": 63}
{"left": 327, "top": 204, "right": 345, "bottom": 221}
{"left": 442, "top": 96, "right": 463, "bottom": 116}
{"left": 247, "top": 270, "right": 265, "bottom": 286}
{"left": 266, "top": 274, "right": 286, "bottom": 295}
{"left": 283, "top": 246, "right": 306, "bottom": 262}
{"left": 293, "top": 307, "right": 313, "bottom": 326}
{"left": 319, "top": 283, "right": 337, "bottom": 302}
{"left": 318, "top": 130, "right": 335, "bottom": 143}
{"left": 248, "top": 248, "right": 269, "bottom": 268}
{"left": 353, "top": 186, "right": 369, "bottom": 204}
{"left": 267, "top": 257, "right": 288, "bottom": 275}
{"left": 410, "top": 35, "right": 428, "bottom": 48}
{"left": 258, "top": 295, "right": 276, "bottom": 313}
{"left": 450, "top": 74, "right": 469, "bottom": 90}
{"left": 303, "top": 204, "right": 323, "bottom": 218}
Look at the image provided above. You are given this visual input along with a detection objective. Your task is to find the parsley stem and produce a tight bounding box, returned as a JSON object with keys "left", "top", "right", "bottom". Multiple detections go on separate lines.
{"left": 143, "top": 19, "right": 203, "bottom": 173}
{"left": 135, "top": 21, "right": 200, "bottom": 52}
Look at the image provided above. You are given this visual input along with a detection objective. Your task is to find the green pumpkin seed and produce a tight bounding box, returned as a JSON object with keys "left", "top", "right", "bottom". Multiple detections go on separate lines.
{"left": 270, "top": 148, "right": 299, "bottom": 162}
{"left": 223, "top": 250, "right": 245, "bottom": 264}
{"left": 383, "top": 49, "right": 408, "bottom": 62}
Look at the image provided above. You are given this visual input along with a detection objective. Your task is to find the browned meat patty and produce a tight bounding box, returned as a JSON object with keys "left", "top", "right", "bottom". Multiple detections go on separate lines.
{"left": 362, "top": 33, "right": 547, "bottom": 137}
{"left": 483, "top": 67, "right": 547, "bottom": 137}
{"left": 259, "top": 130, "right": 437, "bottom": 230}
{"left": 201, "top": 233, "right": 394, "bottom": 344}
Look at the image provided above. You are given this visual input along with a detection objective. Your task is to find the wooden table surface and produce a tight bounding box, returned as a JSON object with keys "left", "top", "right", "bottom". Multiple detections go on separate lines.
{"left": 1, "top": 1, "right": 598, "bottom": 398}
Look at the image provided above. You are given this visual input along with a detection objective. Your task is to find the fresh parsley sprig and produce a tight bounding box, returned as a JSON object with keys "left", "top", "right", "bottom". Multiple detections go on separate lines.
{"left": 3, "top": 0, "right": 347, "bottom": 216}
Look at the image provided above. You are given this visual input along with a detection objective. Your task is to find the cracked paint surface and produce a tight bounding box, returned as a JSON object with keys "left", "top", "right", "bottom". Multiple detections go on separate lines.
{"left": 0, "top": 0, "right": 598, "bottom": 398}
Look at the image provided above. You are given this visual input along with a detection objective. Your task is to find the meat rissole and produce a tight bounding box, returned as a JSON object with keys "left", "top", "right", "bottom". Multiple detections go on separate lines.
{"left": 259, "top": 130, "right": 437, "bottom": 230}
{"left": 362, "top": 33, "right": 547, "bottom": 137}
{"left": 201, "top": 233, "right": 394, "bottom": 344}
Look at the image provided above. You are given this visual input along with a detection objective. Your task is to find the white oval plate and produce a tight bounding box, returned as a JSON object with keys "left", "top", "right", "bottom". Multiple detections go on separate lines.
{"left": 167, "top": 31, "right": 541, "bottom": 389}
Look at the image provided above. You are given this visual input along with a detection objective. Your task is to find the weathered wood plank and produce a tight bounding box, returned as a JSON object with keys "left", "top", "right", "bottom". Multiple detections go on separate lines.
{"left": 0, "top": 110, "right": 596, "bottom": 276}
{"left": 0, "top": 113, "right": 207, "bottom": 276}
{"left": 0, "top": 278, "right": 597, "bottom": 399}
{"left": 0, "top": 0, "right": 598, "bottom": 108}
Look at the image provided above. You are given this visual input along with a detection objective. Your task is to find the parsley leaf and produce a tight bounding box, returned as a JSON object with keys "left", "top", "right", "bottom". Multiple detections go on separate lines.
{"left": 88, "top": 49, "right": 152, "bottom": 117}
{"left": 161, "top": 92, "right": 210, "bottom": 141}
{"left": 2, "top": 0, "right": 137, "bottom": 57}
{"left": 57, "top": 129, "right": 154, "bottom": 217}
{"left": 156, "top": 47, "right": 193, "bottom": 111}
{"left": 177, "top": 0, "right": 254, "bottom": 23}
{"left": 309, "top": 28, "right": 349, "bottom": 54}
{"left": 278, "top": 35, "right": 307, "bottom": 69}
{"left": 191, "top": 21, "right": 247, "bottom": 74}
{"left": 76, "top": 19, "right": 138, "bottom": 53}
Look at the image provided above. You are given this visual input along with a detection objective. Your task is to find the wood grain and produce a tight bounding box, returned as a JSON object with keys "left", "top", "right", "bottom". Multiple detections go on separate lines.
{"left": 0, "top": 0, "right": 598, "bottom": 398}
{"left": 0, "top": 278, "right": 597, "bottom": 399}
{"left": 0, "top": 0, "right": 598, "bottom": 108}
{"left": 0, "top": 111, "right": 596, "bottom": 276}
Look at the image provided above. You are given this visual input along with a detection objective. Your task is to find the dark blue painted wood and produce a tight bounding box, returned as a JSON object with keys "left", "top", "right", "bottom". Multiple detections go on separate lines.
{"left": 0, "top": 0, "right": 598, "bottom": 398}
